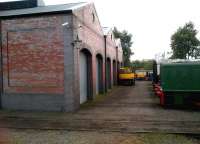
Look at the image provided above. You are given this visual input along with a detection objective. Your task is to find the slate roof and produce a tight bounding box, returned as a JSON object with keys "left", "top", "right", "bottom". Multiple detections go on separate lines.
{"left": 0, "top": 2, "right": 88, "bottom": 18}
{"left": 0, "top": 0, "right": 37, "bottom": 11}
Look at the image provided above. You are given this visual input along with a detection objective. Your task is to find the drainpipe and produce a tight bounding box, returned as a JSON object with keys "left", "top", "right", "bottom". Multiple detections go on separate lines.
{"left": 104, "top": 35, "right": 107, "bottom": 93}
{"left": 116, "top": 46, "right": 119, "bottom": 69}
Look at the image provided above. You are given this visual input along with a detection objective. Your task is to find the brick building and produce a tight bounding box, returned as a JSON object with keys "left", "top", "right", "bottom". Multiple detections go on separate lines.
{"left": 0, "top": 0, "right": 123, "bottom": 111}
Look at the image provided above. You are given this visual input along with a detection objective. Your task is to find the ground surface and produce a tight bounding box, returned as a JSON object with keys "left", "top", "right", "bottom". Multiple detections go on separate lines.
{"left": 6, "top": 130, "right": 200, "bottom": 144}
{"left": 0, "top": 81, "right": 200, "bottom": 143}
{"left": 1, "top": 81, "right": 200, "bottom": 133}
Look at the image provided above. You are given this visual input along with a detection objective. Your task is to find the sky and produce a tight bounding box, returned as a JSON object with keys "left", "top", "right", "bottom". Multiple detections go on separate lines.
{"left": 1, "top": 0, "right": 200, "bottom": 60}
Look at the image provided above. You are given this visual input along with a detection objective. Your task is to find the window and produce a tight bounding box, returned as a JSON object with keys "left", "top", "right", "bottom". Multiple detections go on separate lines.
{"left": 92, "top": 12, "right": 95, "bottom": 23}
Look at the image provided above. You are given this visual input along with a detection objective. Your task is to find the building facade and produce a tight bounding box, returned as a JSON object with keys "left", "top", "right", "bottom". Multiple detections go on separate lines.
{"left": 0, "top": 1, "right": 123, "bottom": 111}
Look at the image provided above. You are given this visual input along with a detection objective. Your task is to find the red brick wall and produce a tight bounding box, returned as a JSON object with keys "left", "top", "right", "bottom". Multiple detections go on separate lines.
{"left": 73, "top": 4, "right": 105, "bottom": 54}
{"left": 73, "top": 4, "right": 106, "bottom": 94}
{"left": 118, "top": 46, "right": 123, "bottom": 63}
{"left": 73, "top": 4, "right": 122, "bottom": 92}
{"left": 1, "top": 15, "right": 65, "bottom": 94}
{"left": 106, "top": 32, "right": 117, "bottom": 61}
{"left": 106, "top": 31, "right": 117, "bottom": 85}
{"left": 116, "top": 39, "right": 123, "bottom": 63}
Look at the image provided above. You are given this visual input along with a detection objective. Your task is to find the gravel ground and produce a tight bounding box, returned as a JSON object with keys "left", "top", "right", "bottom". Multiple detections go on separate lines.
{"left": 1, "top": 81, "right": 200, "bottom": 133}
{"left": 5, "top": 129, "right": 199, "bottom": 144}
{"left": 1, "top": 81, "right": 200, "bottom": 143}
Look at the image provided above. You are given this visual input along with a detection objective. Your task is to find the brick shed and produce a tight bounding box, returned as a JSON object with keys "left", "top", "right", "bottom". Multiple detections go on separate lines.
{"left": 0, "top": 1, "right": 123, "bottom": 112}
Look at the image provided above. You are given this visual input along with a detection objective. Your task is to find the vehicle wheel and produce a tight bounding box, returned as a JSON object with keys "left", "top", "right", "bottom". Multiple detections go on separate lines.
{"left": 132, "top": 79, "right": 135, "bottom": 86}
{"left": 130, "top": 79, "right": 135, "bottom": 86}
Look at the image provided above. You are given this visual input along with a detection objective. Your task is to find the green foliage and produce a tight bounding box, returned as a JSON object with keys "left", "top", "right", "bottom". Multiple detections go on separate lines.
{"left": 141, "top": 133, "right": 197, "bottom": 144}
{"left": 132, "top": 60, "right": 153, "bottom": 70}
{"left": 171, "top": 22, "right": 200, "bottom": 59}
{"left": 113, "top": 27, "right": 133, "bottom": 66}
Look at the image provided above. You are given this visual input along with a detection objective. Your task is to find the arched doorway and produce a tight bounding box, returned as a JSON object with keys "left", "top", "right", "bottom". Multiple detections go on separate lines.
{"left": 117, "top": 61, "right": 120, "bottom": 84}
{"left": 113, "top": 60, "right": 117, "bottom": 85}
{"left": 106, "top": 58, "right": 111, "bottom": 89}
{"left": 79, "top": 49, "right": 92, "bottom": 104}
{"left": 96, "top": 54, "right": 103, "bottom": 95}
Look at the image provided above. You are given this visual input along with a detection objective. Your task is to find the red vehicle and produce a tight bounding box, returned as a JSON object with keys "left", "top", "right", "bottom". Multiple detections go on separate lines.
{"left": 153, "top": 83, "right": 164, "bottom": 106}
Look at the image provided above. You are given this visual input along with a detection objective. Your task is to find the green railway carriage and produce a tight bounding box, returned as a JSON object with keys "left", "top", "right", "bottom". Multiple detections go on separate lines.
{"left": 160, "top": 62, "right": 200, "bottom": 106}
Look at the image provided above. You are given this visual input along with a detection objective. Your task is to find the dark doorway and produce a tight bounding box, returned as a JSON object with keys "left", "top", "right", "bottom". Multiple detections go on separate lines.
{"left": 113, "top": 60, "right": 117, "bottom": 85}
{"left": 106, "top": 58, "right": 111, "bottom": 89}
{"left": 96, "top": 54, "right": 103, "bottom": 95}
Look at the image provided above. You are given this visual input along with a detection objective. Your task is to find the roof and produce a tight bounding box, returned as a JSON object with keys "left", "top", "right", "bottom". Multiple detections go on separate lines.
{"left": 0, "top": 2, "right": 88, "bottom": 18}
{"left": 103, "top": 27, "right": 112, "bottom": 36}
{"left": 158, "top": 59, "right": 200, "bottom": 65}
{"left": 0, "top": 0, "right": 37, "bottom": 11}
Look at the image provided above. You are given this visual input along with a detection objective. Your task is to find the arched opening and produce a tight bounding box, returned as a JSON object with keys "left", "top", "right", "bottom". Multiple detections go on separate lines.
{"left": 113, "top": 60, "right": 117, "bottom": 85}
{"left": 106, "top": 58, "right": 111, "bottom": 89}
{"left": 79, "top": 49, "right": 92, "bottom": 104}
{"left": 96, "top": 54, "right": 103, "bottom": 95}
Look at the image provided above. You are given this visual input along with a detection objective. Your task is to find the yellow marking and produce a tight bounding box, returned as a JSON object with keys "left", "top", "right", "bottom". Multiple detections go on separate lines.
{"left": 119, "top": 73, "right": 135, "bottom": 80}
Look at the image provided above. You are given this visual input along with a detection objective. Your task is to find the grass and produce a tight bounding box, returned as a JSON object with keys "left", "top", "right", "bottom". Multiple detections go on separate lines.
{"left": 80, "top": 93, "right": 106, "bottom": 108}
{"left": 8, "top": 131, "right": 200, "bottom": 144}
{"left": 139, "top": 133, "right": 198, "bottom": 144}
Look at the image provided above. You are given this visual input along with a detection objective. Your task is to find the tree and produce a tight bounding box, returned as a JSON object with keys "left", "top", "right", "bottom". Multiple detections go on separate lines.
{"left": 132, "top": 60, "right": 153, "bottom": 70}
{"left": 193, "top": 46, "right": 200, "bottom": 59}
{"left": 171, "top": 22, "right": 200, "bottom": 59}
{"left": 113, "top": 27, "right": 133, "bottom": 66}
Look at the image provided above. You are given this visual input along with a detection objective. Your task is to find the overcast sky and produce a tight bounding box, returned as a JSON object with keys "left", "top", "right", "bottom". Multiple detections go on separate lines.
{"left": 1, "top": 0, "right": 200, "bottom": 60}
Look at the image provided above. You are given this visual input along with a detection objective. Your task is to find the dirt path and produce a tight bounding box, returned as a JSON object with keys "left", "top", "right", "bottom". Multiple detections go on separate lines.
{"left": 0, "top": 81, "right": 200, "bottom": 134}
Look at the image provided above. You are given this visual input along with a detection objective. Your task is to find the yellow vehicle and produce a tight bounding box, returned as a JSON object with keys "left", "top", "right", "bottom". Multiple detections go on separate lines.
{"left": 135, "top": 70, "right": 146, "bottom": 80}
{"left": 118, "top": 67, "right": 135, "bottom": 85}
